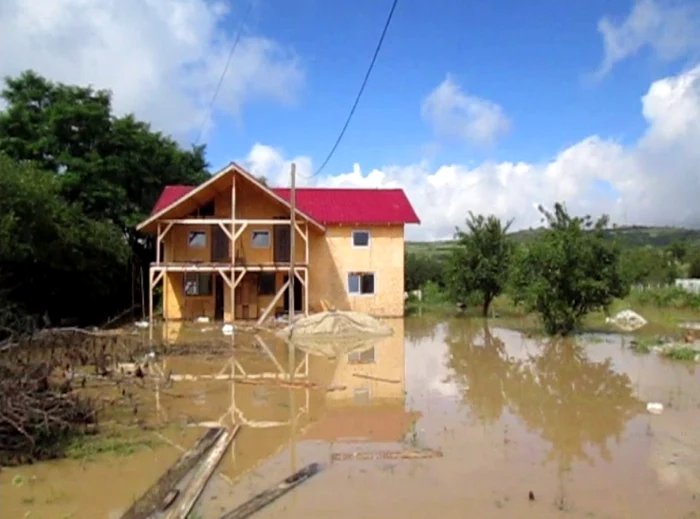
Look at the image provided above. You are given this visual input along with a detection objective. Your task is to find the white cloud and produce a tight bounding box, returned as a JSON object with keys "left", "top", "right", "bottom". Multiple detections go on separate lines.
{"left": 420, "top": 75, "right": 511, "bottom": 147}
{"left": 247, "top": 65, "right": 700, "bottom": 241}
{"left": 0, "top": 0, "right": 304, "bottom": 141}
{"left": 595, "top": 0, "right": 700, "bottom": 79}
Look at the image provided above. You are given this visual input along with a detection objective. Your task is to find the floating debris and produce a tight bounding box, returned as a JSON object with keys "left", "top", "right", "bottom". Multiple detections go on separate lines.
{"left": 606, "top": 309, "right": 648, "bottom": 332}
{"left": 647, "top": 402, "right": 664, "bottom": 415}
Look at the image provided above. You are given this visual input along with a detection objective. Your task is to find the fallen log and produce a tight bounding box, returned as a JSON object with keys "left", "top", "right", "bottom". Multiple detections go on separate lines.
{"left": 331, "top": 448, "right": 443, "bottom": 461}
{"left": 119, "top": 427, "right": 224, "bottom": 519}
{"left": 165, "top": 425, "right": 241, "bottom": 519}
{"left": 219, "top": 462, "right": 322, "bottom": 519}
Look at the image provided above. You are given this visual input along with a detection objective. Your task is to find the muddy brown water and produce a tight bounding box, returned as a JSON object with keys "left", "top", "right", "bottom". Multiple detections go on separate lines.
{"left": 1, "top": 317, "right": 700, "bottom": 518}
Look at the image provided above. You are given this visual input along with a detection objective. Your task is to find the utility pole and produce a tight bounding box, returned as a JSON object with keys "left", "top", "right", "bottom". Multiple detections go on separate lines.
{"left": 289, "top": 162, "right": 296, "bottom": 326}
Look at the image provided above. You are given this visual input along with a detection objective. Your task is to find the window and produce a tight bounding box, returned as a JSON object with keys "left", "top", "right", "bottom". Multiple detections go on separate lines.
{"left": 188, "top": 231, "right": 207, "bottom": 248}
{"left": 348, "top": 272, "right": 375, "bottom": 295}
{"left": 251, "top": 230, "right": 270, "bottom": 248}
{"left": 353, "top": 387, "right": 371, "bottom": 404}
{"left": 258, "top": 272, "right": 276, "bottom": 295}
{"left": 352, "top": 230, "right": 370, "bottom": 247}
{"left": 348, "top": 347, "right": 375, "bottom": 364}
{"left": 184, "top": 272, "right": 213, "bottom": 296}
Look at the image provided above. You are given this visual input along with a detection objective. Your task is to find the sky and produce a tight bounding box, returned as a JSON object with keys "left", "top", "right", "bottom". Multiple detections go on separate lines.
{"left": 2, "top": 0, "right": 700, "bottom": 240}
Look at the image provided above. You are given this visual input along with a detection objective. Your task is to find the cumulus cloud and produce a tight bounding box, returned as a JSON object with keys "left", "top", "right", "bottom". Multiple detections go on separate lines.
{"left": 247, "top": 65, "right": 700, "bottom": 241}
{"left": 0, "top": 0, "right": 303, "bottom": 141}
{"left": 595, "top": 0, "right": 700, "bottom": 79}
{"left": 421, "top": 75, "right": 511, "bottom": 147}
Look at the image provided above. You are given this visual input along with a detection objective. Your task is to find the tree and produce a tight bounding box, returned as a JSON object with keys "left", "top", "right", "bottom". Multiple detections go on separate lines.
{"left": 404, "top": 251, "right": 445, "bottom": 291}
{"left": 511, "top": 203, "right": 628, "bottom": 335}
{"left": 0, "top": 70, "right": 209, "bottom": 326}
{"left": 448, "top": 212, "right": 513, "bottom": 317}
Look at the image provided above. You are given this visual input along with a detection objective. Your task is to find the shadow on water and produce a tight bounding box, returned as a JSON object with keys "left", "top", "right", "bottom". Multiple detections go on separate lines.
{"left": 2, "top": 316, "right": 700, "bottom": 518}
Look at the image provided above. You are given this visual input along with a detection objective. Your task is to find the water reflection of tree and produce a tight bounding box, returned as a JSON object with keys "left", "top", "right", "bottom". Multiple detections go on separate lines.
{"left": 446, "top": 321, "right": 641, "bottom": 468}
{"left": 446, "top": 321, "right": 511, "bottom": 424}
{"left": 404, "top": 314, "right": 445, "bottom": 342}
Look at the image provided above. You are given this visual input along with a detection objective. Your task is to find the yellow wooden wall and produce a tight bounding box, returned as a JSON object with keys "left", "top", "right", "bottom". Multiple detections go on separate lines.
{"left": 325, "top": 318, "right": 405, "bottom": 404}
{"left": 307, "top": 225, "right": 405, "bottom": 317}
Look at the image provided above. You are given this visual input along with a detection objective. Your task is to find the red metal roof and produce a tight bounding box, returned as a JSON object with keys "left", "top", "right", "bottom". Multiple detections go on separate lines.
{"left": 273, "top": 187, "right": 420, "bottom": 225}
{"left": 151, "top": 185, "right": 195, "bottom": 214}
{"left": 150, "top": 184, "right": 420, "bottom": 225}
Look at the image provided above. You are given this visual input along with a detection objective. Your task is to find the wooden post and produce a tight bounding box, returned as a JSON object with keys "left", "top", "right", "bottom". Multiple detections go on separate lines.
{"left": 289, "top": 163, "right": 296, "bottom": 325}
{"left": 231, "top": 174, "right": 236, "bottom": 322}
{"left": 156, "top": 223, "right": 162, "bottom": 264}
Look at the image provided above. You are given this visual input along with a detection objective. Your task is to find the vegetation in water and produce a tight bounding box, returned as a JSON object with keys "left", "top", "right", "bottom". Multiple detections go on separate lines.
{"left": 447, "top": 212, "right": 513, "bottom": 317}
{"left": 510, "top": 203, "right": 628, "bottom": 335}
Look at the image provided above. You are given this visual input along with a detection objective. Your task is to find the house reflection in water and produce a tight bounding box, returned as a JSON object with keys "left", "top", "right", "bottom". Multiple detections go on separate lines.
{"left": 302, "top": 318, "right": 420, "bottom": 444}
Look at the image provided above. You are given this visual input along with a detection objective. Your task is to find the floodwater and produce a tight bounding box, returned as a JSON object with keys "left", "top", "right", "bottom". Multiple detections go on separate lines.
{"left": 2, "top": 317, "right": 700, "bottom": 518}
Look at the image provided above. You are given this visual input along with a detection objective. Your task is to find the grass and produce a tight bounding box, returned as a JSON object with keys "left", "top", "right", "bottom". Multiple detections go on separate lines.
{"left": 665, "top": 347, "right": 699, "bottom": 361}
{"left": 65, "top": 428, "right": 160, "bottom": 461}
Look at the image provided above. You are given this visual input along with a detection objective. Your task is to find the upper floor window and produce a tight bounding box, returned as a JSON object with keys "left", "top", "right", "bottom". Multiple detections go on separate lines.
{"left": 251, "top": 229, "right": 271, "bottom": 248}
{"left": 348, "top": 272, "right": 375, "bottom": 295}
{"left": 352, "top": 230, "right": 370, "bottom": 248}
{"left": 188, "top": 231, "right": 207, "bottom": 248}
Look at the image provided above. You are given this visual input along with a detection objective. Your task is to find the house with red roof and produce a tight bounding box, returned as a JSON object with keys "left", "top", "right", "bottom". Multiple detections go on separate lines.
{"left": 136, "top": 162, "right": 420, "bottom": 323}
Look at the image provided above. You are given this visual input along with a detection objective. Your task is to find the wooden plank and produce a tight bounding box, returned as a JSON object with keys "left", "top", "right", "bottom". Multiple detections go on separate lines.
{"left": 352, "top": 373, "right": 401, "bottom": 384}
{"left": 119, "top": 427, "right": 224, "bottom": 519}
{"left": 219, "top": 463, "right": 322, "bottom": 519}
{"left": 165, "top": 425, "right": 241, "bottom": 519}
{"left": 331, "top": 449, "right": 443, "bottom": 461}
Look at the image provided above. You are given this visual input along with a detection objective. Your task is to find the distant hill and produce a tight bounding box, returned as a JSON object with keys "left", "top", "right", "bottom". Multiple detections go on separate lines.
{"left": 407, "top": 226, "right": 700, "bottom": 259}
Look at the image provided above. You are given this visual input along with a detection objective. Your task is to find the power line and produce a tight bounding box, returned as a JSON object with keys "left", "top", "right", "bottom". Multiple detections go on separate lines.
{"left": 309, "top": 0, "right": 399, "bottom": 178}
{"left": 194, "top": 0, "right": 255, "bottom": 146}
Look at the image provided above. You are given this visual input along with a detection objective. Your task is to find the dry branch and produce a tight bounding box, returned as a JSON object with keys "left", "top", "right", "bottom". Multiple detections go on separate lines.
{"left": 0, "top": 361, "right": 97, "bottom": 465}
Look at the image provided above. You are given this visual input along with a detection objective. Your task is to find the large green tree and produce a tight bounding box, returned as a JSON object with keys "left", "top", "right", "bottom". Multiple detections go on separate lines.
{"left": 511, "top": 203, "right": 628, "bottom": 335}
{"left": 0, "top": 70, "right": 210, "bottom": 327}
{"left": 448, "top": 212, "right": 513, "bottom": 317}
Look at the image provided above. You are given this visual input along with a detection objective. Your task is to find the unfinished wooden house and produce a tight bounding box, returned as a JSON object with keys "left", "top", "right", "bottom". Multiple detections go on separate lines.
{"left": 135, "top": 162, "right": 420, "bottom": 323}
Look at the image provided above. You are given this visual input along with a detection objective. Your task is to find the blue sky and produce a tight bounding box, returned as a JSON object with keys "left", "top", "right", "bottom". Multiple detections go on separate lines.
{"left": 5, "top": 0, "right": 700, "bottom": 238}
{"left": 203, "top": 0, "right": 687, "bottom": 174}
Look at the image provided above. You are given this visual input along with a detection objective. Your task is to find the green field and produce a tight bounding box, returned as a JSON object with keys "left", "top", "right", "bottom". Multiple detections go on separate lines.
{"left": 407, "top": 225, "right": 700, "bottom": 259}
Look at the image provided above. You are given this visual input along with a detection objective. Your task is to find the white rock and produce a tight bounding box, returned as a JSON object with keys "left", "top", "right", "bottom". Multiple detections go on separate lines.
{"left": 196, "top": 316, "right": 210, "bottom": 323}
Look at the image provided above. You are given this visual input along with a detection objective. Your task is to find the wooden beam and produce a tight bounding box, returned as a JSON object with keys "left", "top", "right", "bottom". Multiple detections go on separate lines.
{"left": 216, "top": 269, "right": 232, "bottom": 289}
{"left": 148, "top": 269, "right": 154, "bottom": 325}
{"left": 151, "top": 270, "right": 164, "bottom": 290}
{"left": 257, "top": 279, "right": 289, "bottom": 326}
{"left": 164, "top": 426, "right": 241, "bottom": 519}
{"left": 161, "top": 218, "right": 294, "bottom": 225}
{"left": 233, "top": 221, "right": 248, "bottom": 243}
{"left": 217, "top": 222, "right": 232, "bottom": 241}
{"left": 233, "top": 269, "right": 246, "bottom": 288}
{"left": 289, "top": 163, "right": 296, "bottom": 326}
{"left": 156, "top": 223, "right": 161, "bottom": 264}
{"left": 151, "top": 264, "right": 309, "bottom": 273}
{"left": 304, "top": 221, "right": 309, "bottom": 266}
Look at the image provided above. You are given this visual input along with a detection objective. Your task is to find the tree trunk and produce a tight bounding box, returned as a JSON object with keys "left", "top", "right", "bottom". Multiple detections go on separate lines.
{"left": 481, "top": 296, "right": 492, "bottom": 318}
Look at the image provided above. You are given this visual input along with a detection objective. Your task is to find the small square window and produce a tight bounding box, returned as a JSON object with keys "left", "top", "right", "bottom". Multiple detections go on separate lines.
{"left": 188, "top": 231, "right": 207, "bottom": 248}
{"left": 184, "top": 272, "right": 213, "bottom": 296}
{"left": 352, "top": 230, "right": 370, "bottom": 247}
{"left": 353, "top": 387, "right": 371, "bottom": 404}
{"left": 258, "top": 272, "right": 276, "bottom": 295}
{"left": 348, "top": 272, "right": 375, "bottom": 295}
{"left": 348, "top": 347, "right": 375, "bottom": 364}
{"left": 251, "top": 230, "right": 270, "bottom": 248}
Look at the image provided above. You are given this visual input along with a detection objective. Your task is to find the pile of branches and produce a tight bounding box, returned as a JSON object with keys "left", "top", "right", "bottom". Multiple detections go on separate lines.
{"left": 0, "top": 360, "right": 98, "bottom": 465}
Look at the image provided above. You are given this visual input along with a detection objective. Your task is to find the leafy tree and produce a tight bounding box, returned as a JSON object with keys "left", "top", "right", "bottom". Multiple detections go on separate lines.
{"left": 667, "top": 239, "right": 688, "bottom": 262}
{"left": 405, "top": 251, "right": 445, "bottom": 291}
{"left": 448, "top": 212, "right": 513, "bottom": 317}
{"left": 0, "top": 70, "right": 210, "bottom": 326}
{"left": 0, "top": 155, "right": 129, "bottom": 323}
{"left": 511, "top": 203, "right": 628, "bottom": 335}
